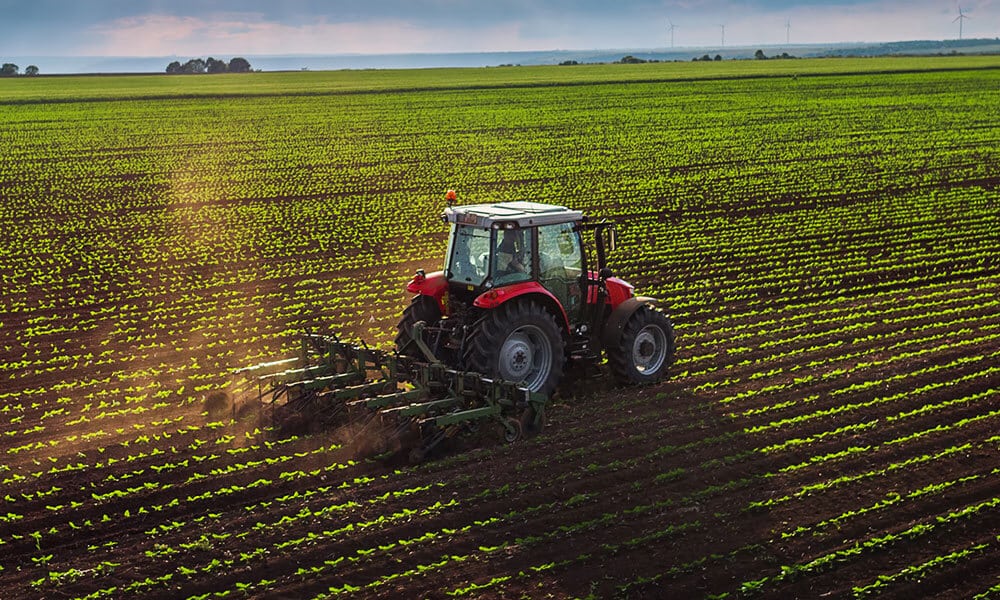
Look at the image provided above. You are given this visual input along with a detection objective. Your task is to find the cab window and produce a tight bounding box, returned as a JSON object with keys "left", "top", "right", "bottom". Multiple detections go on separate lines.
{"left": 446, "top": 224, "right": 491, "bottom": 286}
{"left": 492, "top": 227, "right": 533, "bottom": 286}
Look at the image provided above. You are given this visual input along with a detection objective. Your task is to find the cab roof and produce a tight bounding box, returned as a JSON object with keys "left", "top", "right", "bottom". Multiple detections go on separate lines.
{"left": 443, "top": 201, "right": 584, "bottom": 228}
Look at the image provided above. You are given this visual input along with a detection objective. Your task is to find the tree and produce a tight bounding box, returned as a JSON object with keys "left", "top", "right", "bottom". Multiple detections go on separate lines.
{"left": 206, "top": 57, "right": 228, "bottom": 73}
{"left": 228, "top": 57, "right": 252, "bottom": 73}
{"left": 181, "top": 58, "right": 206, "bottom": 74}
{"left": 714, "top": 54, "right": 723, "bottom": 61}
{"left": 755, "top": 49, "right": 767, "bottom": 60}
{"left": 166, "top": 56, "right": 251, "bottom": 74}
{"left": 25, "top": 65, "right": 39, "bottom": 76}
{"left": 1, "top": 63, "right": 19, "bottom": 76}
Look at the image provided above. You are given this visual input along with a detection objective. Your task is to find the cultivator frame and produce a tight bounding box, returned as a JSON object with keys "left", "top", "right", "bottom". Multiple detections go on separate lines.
{"left": 236, "top": 327, "right": 548, "bottom": 460}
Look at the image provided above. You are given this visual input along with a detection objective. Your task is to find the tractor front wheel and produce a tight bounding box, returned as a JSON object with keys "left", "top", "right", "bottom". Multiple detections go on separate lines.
{"left": 464, "top": 301, "right": 566, "bottom": 396}
{"left": 609, "top": 307, "right": 675, "bottom": 385}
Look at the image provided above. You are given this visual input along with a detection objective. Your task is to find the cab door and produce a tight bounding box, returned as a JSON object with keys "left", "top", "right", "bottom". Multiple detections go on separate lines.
{"left": 536, "top": 222, "right": 584, "bottom": 325}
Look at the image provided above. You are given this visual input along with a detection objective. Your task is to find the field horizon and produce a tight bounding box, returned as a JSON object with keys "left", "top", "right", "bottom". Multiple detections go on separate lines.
{"left": 5, "top": 37, "right": 1000, "bottom": 75}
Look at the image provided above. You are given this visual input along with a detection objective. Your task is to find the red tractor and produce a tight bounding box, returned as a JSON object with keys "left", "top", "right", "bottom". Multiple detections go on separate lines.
{"left": 395, "top": 197, "right": 675, "bottom": 397}
{"left": 240, "top": 195, "right": 675, "bottom": 457}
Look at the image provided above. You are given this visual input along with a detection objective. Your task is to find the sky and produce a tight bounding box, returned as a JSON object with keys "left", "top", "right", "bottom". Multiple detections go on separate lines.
{"left": 0, "top": 0, "right": 996, "bottom": 58}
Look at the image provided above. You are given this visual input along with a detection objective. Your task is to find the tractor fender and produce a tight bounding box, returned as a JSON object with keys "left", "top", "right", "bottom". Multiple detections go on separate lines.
{"left": 602, "top": 296, "right": 659, "bottom": 350}
{"left": 604, "top": 276, "right": 636, "bottom": 309}
{"left": 474, "top": 282, "right": 571, "bottom": 333}
{"left": 406, "top": 270, "right": 449, "bottom": 313}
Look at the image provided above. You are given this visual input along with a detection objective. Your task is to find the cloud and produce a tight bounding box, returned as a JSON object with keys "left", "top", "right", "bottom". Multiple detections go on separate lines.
{"left": 85, "top": 12, "right": 549, "bottom": 55}
{"left": 23, "top": 0, "right": 999, "bottom": 57}
{"left": 89, "top": 15, "right": 207, "bottom": 55}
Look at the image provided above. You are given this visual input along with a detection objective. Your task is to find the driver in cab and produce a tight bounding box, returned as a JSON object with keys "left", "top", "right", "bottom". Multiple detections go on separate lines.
{"left": 495, "top": 229, "right": 527, "bottom": 281}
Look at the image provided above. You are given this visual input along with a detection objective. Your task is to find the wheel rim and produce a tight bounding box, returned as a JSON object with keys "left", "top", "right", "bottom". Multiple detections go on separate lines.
{"left": 503, "top": 417, "right": 523, "bottom": 443}
{"left": 497, "top": 325, "right": 552, "bottom": 392}
{"left": 632, "top": 324, "right": 667, "bottom": 375}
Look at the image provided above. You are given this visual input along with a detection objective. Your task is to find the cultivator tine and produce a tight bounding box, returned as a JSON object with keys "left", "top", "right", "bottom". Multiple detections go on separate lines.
{"left": 391, "top": 416, "right": 417, "bottom": 445}
{"left": 235, "top": 357, "right": 299, "bottom": 377}
{"left": 523, "top": 390, "right": 549, "bottom": 431}
{"left": 346, "top": 387, "right": 425, "bottom": 413}
{"left": 407, "top": 424, "right": 451, "bottom": 463}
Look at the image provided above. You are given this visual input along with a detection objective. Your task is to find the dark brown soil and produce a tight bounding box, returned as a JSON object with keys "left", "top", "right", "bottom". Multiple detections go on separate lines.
{"left": 2, "top": 275, "right": 998, "bottom": 600}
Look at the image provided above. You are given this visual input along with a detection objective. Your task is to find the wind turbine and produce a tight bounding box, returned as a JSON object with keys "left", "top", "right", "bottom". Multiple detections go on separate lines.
{"left": 953, "top": 6, "right": 970, "bottom": 40}
{"left": 719, "top": 24, "right": 726, "bottom": 48}
{"left": 785, "top": 18, "right": 791, "bottom": 44}
{"left": 667, "top": 18, "right": 677, "bottom": 48}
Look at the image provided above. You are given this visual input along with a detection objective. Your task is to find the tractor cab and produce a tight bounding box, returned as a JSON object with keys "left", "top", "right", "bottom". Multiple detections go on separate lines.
{"left": 441, "top": 201, "right": 590, "bottom": 323}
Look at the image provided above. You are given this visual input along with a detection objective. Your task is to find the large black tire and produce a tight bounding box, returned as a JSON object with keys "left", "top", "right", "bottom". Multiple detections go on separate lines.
{"left": 609, "top": 306, "right": 675, "bottom": 385}
{"left": 394, "top": 295, "right": 441, "bottom": 358}
{"left": 463, "top": 301, "right": 566, "bottom": 396}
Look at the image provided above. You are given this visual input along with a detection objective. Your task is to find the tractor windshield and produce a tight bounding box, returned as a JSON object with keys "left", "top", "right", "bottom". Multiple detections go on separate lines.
{"left": 445, "top": 224, "right": 492, "bottom": 287}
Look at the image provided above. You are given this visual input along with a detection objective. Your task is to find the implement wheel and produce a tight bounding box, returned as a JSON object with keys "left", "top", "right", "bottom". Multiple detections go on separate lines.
{"left": 502, "top": 417, "right": 523, "bottom": 443}
{"left": 464, "top": 300, "right": 566, "bottom": 396}
{"left": 609, "top": 307, "right": 675, "bottom": 385}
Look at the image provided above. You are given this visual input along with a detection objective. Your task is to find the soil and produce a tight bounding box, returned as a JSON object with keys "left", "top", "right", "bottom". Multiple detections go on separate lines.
{"left": 2, "top": 274, "right": 998, "bottom": 600}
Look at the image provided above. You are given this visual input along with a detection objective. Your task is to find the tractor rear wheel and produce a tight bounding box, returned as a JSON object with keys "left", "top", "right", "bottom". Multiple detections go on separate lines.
{"left": 464, "top": 301, "right": 565, "bottom": 396}
{"left": 394, "top": 295, "right": 441, "bottom": 358}
{"left": 609, "top": 306, "right": 675, "bottom": 385}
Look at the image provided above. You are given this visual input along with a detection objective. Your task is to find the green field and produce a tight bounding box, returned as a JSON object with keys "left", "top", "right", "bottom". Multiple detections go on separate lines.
{"left": 2, "top": 56, "right": 999, "bottom": 599}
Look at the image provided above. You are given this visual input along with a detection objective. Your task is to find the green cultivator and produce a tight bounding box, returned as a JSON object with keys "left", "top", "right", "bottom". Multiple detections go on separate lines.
{"left": 237, "top": 328, "right": 548, "bottom": 461}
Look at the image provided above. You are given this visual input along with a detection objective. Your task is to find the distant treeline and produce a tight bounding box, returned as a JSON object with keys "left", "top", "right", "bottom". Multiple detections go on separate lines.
{"left": 166, "top": 57, "right": 252, "bottom": 74}
{"left": 560, "top": 51, "right": 799, "bottom": 66}
{"left": 1, "top": 63, "right": 39, "bottom": 76}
